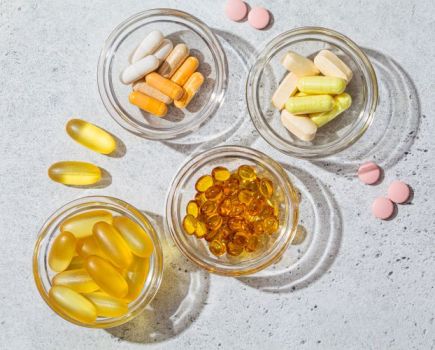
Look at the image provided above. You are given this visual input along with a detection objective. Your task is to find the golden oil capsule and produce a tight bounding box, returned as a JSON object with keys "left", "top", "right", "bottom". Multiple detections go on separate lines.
{"left": 212, "top": 166, "right": 231, "bottom": 182}
{"left": 112, "top": 216, "right": 154, "bottom": 258}
{"left": 238, "top": 189, "right": 255, "bottom": 204}
{"left": 218, "top": 198, "right": 232, "bottom": 216}
{"left": 125, "top": 256, "right": 150, "bottom": 301}
{"left": 171, "top": 56, "right": 199, "bottom": 86}
{"left": 244, "top": 179, "right": 260, "bottom": 193}
{"left": 129, "top": 91, "right": 168, "bottom": 117}
{"left": 245, "top": 235, "right": 259, "bottom": 252}
{"left": 83, "top": 292, "right": 129, "bottom": 318}
{"left": 60, "top": 210, "right": 113, "bottom": 239}
{"left": 206, "top": 214, "right": 223, "bottom": 231}
{"left": 195, "top": 175, "right": 214, "bottom": 192}
{"left": 52, "top": 268, "right": 99, "bottom": 293}
{"left": 238, "top": 165, "right": 256, "bottom": 182}
{"left": 93, "top": 222, "right": 133, "bottom": 268}
{"left": 204, "top": 227, "right": 219, "bottom": 242}
{"left": 259, "top": 178, "right": 274, "bottom": 198}
{"left": 205, "top": 185, "right": 223, "bottom": 202}
{"left": 227, "top": 242, "right": 243, "bottom": 256}
{"left": 85, "top": 255, "right": 128, "bottom": 298}
{"left": 263, "top": 216, "right": 279, "bottom": 234}
{"left": 195, "top": 192, "right": 207, "bottom": 206}
{"left": 209, "top": 240, "right": 226, "bottom": 256}
{"left": 48, "top": 231, "right": 76, "bottom": 272}
{"left": 195, "top": 221, "right": 208, "bottom": 238}
{"left": 186, "top": 200, "right": 199, "bottom": 218}
{"left": 49, "top": 285, "right": 97, "bottom": 324}
{"left": 66, "top": 119, "right": 116, "bottom": 155}
{"left": 228, "top": 202, "right": 245, "bottom": 217}
{"left": 247, "top": 198, "right": 265, "bottom": 216}
{"left": 201, "top": 201, "right": 218, "bottom": 216}
{"left": 76, "top": 236, "right": 106, "bottom": 258}
{"left": 228, "top": 218, "right": 245, "bottom": 231}
{"left": 182, "top": 214, "right": 197, "bottom": 235}
{"left": 67, "top": 256, "right": 84, "bottom": 270}
{"left": 233, "top": 231, "right": 249, "bottom": 246}
{"left": 260, "top": 205, "right": 274, "bottom": 218}
{"left": 252, "top": 220, "right": 265, "bottom": 235}
{"left": 174, "top": 72, "right": 204, "bottom": 109}
{"left": 48, "top": 161, "right": 101, "bottom": 186}
{"left": 145, "top": 72, "right": 184, "bottom": 100}
{"left": 223, "top": 177, "right": 239, "bottom": 196}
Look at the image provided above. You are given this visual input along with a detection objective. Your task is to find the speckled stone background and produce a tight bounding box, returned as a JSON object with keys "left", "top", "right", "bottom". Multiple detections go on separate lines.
{"left": 0, "top": 0, "right": 434, "bottom": 349}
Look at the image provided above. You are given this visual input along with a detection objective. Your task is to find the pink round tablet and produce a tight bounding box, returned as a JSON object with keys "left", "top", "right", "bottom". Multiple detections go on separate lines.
{"left": 358, "top": 162, "right": 381, "bottom": 185}
{"left": 248, "top": 7, "right": 270, "bottom": 29}
{"left": 225, "top": 0, "right": 248, "bottom": 22}
{"left": 372, "top": 197, "right": 395, "bottom": 220}
{"left": 388, "top": 180, "right": 410, "bottom": 204}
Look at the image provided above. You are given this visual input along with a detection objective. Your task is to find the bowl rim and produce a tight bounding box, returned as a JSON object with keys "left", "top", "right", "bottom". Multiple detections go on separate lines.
{"left": 246, "top": 26, "right": 379, "bottom": 159}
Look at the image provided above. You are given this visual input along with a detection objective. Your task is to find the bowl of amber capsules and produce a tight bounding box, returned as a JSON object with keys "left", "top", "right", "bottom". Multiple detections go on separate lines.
{"left": 166, "top": 146, "right": 299, "bottom": 276}
{"left": 33, "top": 196, "right": 163, "bottom": 328}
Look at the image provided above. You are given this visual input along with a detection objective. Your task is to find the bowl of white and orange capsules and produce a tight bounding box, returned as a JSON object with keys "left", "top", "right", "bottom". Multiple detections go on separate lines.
{"left": 98, "top": 9, "right": 227, "bottom": 140}
{"left": 33, "top": 196, "right": 163, "bottom": 328}
{"left": 247, "top": 27, "right": 378, "bottom": 158}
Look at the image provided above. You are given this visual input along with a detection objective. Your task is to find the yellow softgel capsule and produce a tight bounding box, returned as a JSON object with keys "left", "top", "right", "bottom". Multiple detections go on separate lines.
{"left": 206, "top": 215, "right": 223, "bottom": 231}
{"left": 67, "top": 256, "right": 84, "bottom": 270}
{"left": 297, "top": 76, "right": 347, "bottom": 95}
{"left": 238, "top": 189, "right": 255, "bottom": 204}
{"left": 48, "top": 231, "right": 76, "bottom": 272}
{"left": 76, "top": 236, "right": 106, "bottom": 258}
{"left": 60, "top": 210, "right": 113, "bottom": 239}
{"left": 66, "top": 119, "right": 116, "bottom": 155}
{"left": 218, "top": 198, "right": 232, "bottom": 217}
{"left": 125, "top": 256, "right": 150, "bottom": 301}
{"left": 209, "top": 240, "right": 226, "bottom": 256}
{"left": 48, "top": 161, "right": 101, "bottom": 186}
{"left": 310, "top": 92, "right": 352, "bottom": 127}
{"left": 174, "top": 72, "right": 204, "bottom": 109}
{"left": 186, "top": 200, "right": 199, "bottom": 218}
{"left": 263, "top": 216, "right": 279, "bottom": 234}
{"left": 93, "top": 222, "right": 133, "bottom": 268}
{"left": 285, "top": 95, "right": 334, "bottom": 115}
{"left": 112, "top": 216, "right": 154, "bottom": 258}
{"left": 205, "top": 185, "right": 223, "bottom": 202}
{"left": 129, "top": 91, "right": 168, "bottom": 117}
{"left": 171, "top": 56, "right": 199, "bottom": 86}
{"left": 201, "top": 201, "right": 218, "bottom": 216}
{"left": 233, "top": 231, "right": 249, "bottom": 247}
{"left": 49, "top": 285, "right": 97, "bottom": 324}
{"left": 52, "top": 268, "right": 99, "bottom": 293}
{"left": 212, "top": 166, "right": 231, "bottom": 182}
{"left": 245, "top": 235, "right": 259, "bottom": 252}
{"left": 195, "top": 192, "right": 207, "bottom": 206}
{"left": 183, "top": 214, "right": 197, "bottom": 235}
{"left": 83, "top": 292, "right": 128, "bottom": 318}
{"left": 195, "top": 221, "right": 208, "bottom": 238}
{"left": 238, "top": 165, "right": 256, "bottom": 182}
{"left": 195, "top": 175, "right": 214, "bottom": 192}
{"left": 85, "top": 255, "right": 128, "bottom": 298}
{"left": 259, "top": 179, "right": 274, "bottom": 199}
{"left": 247, "top": 198, "right": 265, "bottom": 216}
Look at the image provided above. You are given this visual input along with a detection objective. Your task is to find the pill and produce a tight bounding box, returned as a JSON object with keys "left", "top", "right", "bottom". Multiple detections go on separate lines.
{"left": 212, "top": 166, "right": 231, "bottom": 181}
{"left": 372, "top": 197, "right": 394, "bottom": 220}
{"left": 272, "top": 72, "right": 298, "bottom": 110}
{"left": 60, "top": 210, "right": 113, "bottom": 239}
{"left": 130, "top": 30, "right": 164, "bottom": 63}
{"left": 281, "top": 51, "right": 320, "bottom": 76}
{"left": 49, "top": 285, "right": 97, "bottom": 324}
{"left": 171, "top": 56, "right": 199, "bottom": 86}
{"left": 67, "top": 256, "right": 84, "bottom": 270}
{"left": 174, "top": 72, "right": 204, "bottom": 109}
{"left": 112, "top": 216, "right": 154, "bottom": 258}
{"left": 124, "top": 256, "right": 150, "bottom": 301}
{"left": 48, "top": 231, "right": 76, "bottom": 272}
{"left": 152, "top": 39, "right": 173, "bottom": 63}
{"left": 387, "top": 180, "right": 410, "bottom": 204}
{"left": 297, "top": 76, "right": 347, "bottom": 95}
{"left": 358, "top": 162, "right": 381, "bottom": 185}
{"left": 76, "top": 236, "right": 106, "bottom": 258}
{"left": 93, "top": 221, "right": 133, "bottom": 268}
{"left": 158, "top": 43, "right": 189, "bottom": 78}
{"left": 225, "top": 0, "right": 248, "bottom": 21}
{"left": 132, "top": 81, "right": 172, "bottom": 104}
{"left": 83, "top": 292, "right": 129, "bottom": 318}
{"left": 186, "top": 200, "right": 200, "bottom": 218}
{"left": 52, "top": 268, "right": 99, "bottom": 293}
{"left": 66, "top": 119, "right": 116, "bottom": 155}
{"left": 85, "top": 255, "right": 128, "bottom": 298}
{"left": 129, "top": 91, "right": 168, "bottom": 117}
{"left": 314, "top": 50, "right": 353, "bottom": 82}
{"left": 310, "top": 92, "right": 352, "bottom": 127}
{"left": 146, "top": 72, "right": 184, "bottom": 100}
{"left": 48, "top": 161, "right": 101, "bottom": 186}
{"left": 285, "top": 95, "right": 334, "bottom": 115}
{"left": 248, "top": 7, "right": 270, "bottom": 30}
{"left": 121, "top": 55, "right": 159, "bottom": 85}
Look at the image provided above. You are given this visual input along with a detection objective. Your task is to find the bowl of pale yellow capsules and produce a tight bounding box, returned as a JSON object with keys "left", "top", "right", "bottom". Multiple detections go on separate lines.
{"left": 246, "top": 27, "right": 378, "bottom": 158}
{"left": 165, "top": 146, "right": 299, "bottom": 276}
{"left": 98, "top": 8, "right": 227, "bottom": 140}
{"left": 33, "top": 196, "right": 163, "bottom": 328}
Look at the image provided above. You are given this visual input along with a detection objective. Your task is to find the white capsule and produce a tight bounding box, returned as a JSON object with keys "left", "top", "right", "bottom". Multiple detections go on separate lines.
{"left": 121, "top": 55, "right": 159, "bottom": 85}
{"left": 281, "top": 109, "right": 317, "bottom": 142}
{"left": 153, "top": 39, "right": 173, "bottom": 63}
{"left": 131, "top": 30, "right": 164, "bottom": 63}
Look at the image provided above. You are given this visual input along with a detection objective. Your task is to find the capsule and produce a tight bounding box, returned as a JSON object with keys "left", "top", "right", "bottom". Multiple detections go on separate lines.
{"left": 212, "top": 166, "right": 231, "bottom": 182}
{"left": 186, "top": 200, "right": 199, "bottom": 218}
{"left": 76, "top": 236, "right": 106, "bottom": 258}
{"left": 314, "top": 49, "right": 353, "bottom": 82}
{"left": 60, "top": 210, "right": 113, "bottom": 239}
{"left": 48, "top": 231, "right": 76, "bottom": 272}
{"left": 297, "top": 76, "right": 347, "bottom": 95}
{"left": 67, "top": 255, "right": 84, "bottom": 270}
{"left": 152, "top": 38, "right": 173, "bottom": 63}
{"left": 285, "top": 95, "right": 334, "bottom": 115}
{"left": 52, "top": 268, "right": 99, "bottom": 293}
{"left": 125, "top": 256, "right": 150, "bottom": 301}
{"left": 195, "top": 221, "right": 208, "bottom": 238}
{"left": 310, "top": 93, "right": 352, "bottom": 127}
{"left": 130, "top": 30, "right": 164, "bottom": 63}
{"left": 85, "top": 255, "right": 128, "bottom": 298}
{"left": 281, "top": 51, "right": 320, "bottom": 76}
{"left": 238, "top": 165, "right": 256, "bottom": 182}
{"left": 133, "top": 81, "right": 172, "bottom": 105}
{"left": 171, "top": 56, "right": 199, "bottom": 86}
{"left": 129, "top": 91, "right": 167, "bottom": 117}
{"left": 259, "top": 179, "right": 274, "bottom": 199}
{"left": 195, "top": 175, "right": 214, "bottom": 192}
{"left": 209, "top": 240, "right": 226, "bottom": 256}
{"left": 227, "top": 242, "right": 243, "bottom": 256}
{"left": 158, "top": 43, "right": 189, "bottom": 78}
{"left": 145, "top": 72, "right": 184, "bottom": 100}
{"left": 201, "top": 201, "right": 218, "bottom": 216}
{"left": 48, "top": 161, "right": 101, "bottom": 186}
{"left": 206, "top": 214, "right": 223, "bottom": 231}
{"left": 174, "top": 72, "right": 204, "bottom": 109}
{"left": 205, "top": 185, "right": 223, "bottom": 202}
{"left": 93, "top": 222, "right": 133, "bottom": 268}
{"left": 182, "top": 215, "right": 197, "bottom": 235}
{"left": 83, "top": 292, "right": 129, "bottom": 318}
{"left": 112, "top": 216, "right": 154, "bottom": 258}
{"left": 263, "top": 216, "right": 279, "bottom": 234}
{"left": 66, "top": 119, "right": 116, "bottom": 154}
{"left": 49, "top": 286, "right": 97, "bottom": 324}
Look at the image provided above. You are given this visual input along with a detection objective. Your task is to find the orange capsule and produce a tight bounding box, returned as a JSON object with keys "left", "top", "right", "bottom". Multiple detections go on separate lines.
{"left": 229, "top": 202, "right": 245, "bottom": 217}
{"left": 174, "top": 72, "right": 204, "bottom": 109}
{"left": 182, "top": 215, "right": 197, "bottom": 235}
{"left": 252, "top": 220, "right": 265, "bottom": 235}
{"left": 209, "top": 240, "right": 226, "bottom": 256}
{"left": 259, "top": 178, "right": 274, "bottom": 198}
{"left": 205, "top": 185, "right": 223, "bottom": 202}
{"left": 201, "top": 201, "right": 218, "bottom": 216}
{"left": 195, "top": 175, "right": 214, "bottom": 192}
{"left": 204, "top": 227, "right": 219, "bottom": 242}
{"left": 195, "top": 192, "right": 207, "bottom": 206}
{"left": 260, "top": 205, "right": 274, "bottom": 218}
{"left": 218, "top": 198, "right": 232, "bottom": 216}
{"left": 171, "top": 56, "right": 199, "bottom": 86}
{"left": 227, "top": 242, "right": 243, "bottom": 256}
{"left": 186, "top": 200, "right": 199, "bottom": 218}
{"left": 206, "top": 215, "right": 223, "bottom": 231}
{"left": 212, "top": 166, "right": 231, "bottom": 182}
{"left": 223, "top": 177, "right": 239, "bottom": 196}
{"left": 247, "top": 198, "right": 265, "bottom": 216}
{"left": 145, "top": 72, "right": 184, "bottom": 100}
{"left": 228, "top": 218, "right": 245, "bottom": 232}
{"left": 195, "top": 221, "right": 208, "bottom": 238}
{"left": 238, "top": 165, "right": 256, "bottom": 182}
{"left": 263, "top": 216, "right": 279, "bottom": 234}
{"left": 129, "top": 91, "right": 168, "bottom": 117}
{"left": 238, "top": 189, "right": 255, "bottom": 204}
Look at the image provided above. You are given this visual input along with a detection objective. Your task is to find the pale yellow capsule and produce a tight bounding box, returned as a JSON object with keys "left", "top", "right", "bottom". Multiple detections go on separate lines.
{"left": 310, "top": 93, "right": 352, "bottom": 127}
{"left": 76, "top": 236, "right": 106, "bottom": 258}
{"left": 112, "top": 216, "right": 154, "bottom": 258}
{"left": 48, "top": 161, "right": 101, "bottom": 186}
{"left": 52, "top": 268, "right": 99, "bottom": 293}
{"left": 60, "top": 210, "right": 113, "bottom": 239}
{"left": 285, "top": 95, "right": 334, "bottom": 115}
{"left": 133, "top": 81, "right": 172, "bottom": 104}
{"left": 83, "top": 292, "right": 128, "bottom": 318}
{"left": 49, "top": 285, "right": 97, "bottom": 324}
{"left": 174, "top": 72, "right": 204, "bottom": 109}
{"left": 66, "top": 119, "right": 116, "bottom": 155}
{"left": 297, "top": 76, "right": 346, "bottom": 95}
{"left": 124, "top": 256, "right": 150, "bottom": 301}
{"left": 48, "top": 231, "right": 76, "bottom": 272}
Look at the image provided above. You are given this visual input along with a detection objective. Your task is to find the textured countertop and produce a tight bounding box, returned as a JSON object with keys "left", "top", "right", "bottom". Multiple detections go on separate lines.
{"left": 0, "top": 0, "right": 434, "bottom": 349}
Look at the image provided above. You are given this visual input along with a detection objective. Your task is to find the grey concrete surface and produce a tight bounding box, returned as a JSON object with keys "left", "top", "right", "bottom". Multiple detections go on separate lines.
{"left": 0, "top": 0, "right": 434, "bottom": 349}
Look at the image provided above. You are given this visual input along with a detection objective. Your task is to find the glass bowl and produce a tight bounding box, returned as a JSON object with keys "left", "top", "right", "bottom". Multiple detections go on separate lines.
{"left": 165, "top": 146, "right": 299, "bottom": 276}
{"left": 98, "top": 8, "right": 227, "bottom": 140}
{"left": 246, "top": 27, "right": 378, "bottom": 159}
{"left": 33, "top": 196, "right": 163, "bottom": 328}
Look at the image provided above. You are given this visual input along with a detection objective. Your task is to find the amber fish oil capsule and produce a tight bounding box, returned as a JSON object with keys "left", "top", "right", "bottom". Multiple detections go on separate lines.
{"left": 129, "top": 91, "right": 168, "bottom": 117}
{"left": 48, "top": 161, "right": 101, "bottom": 186}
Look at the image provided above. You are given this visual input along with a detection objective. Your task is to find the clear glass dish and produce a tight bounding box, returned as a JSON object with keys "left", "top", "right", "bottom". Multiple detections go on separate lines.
{"left": 98, "top": 8, "right": 227, "bottom": 140}
{"left": 165, "top": 146, "right": 299, "bottom": 276}
{"left": 33, "top": 196, "right": 163, "bottom": 328}
{"left": 246, "top": 27, "right": 378, "bottom": 159}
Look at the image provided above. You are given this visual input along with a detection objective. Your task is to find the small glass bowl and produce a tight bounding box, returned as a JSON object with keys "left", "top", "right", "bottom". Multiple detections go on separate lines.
{"left": 33, "top": 196, "right": 163, "bottom": 328}
{"left": 165, "top": 146, "right": 299, "bottom": 276}
{"left": 98, "top": 8, "right": 227, "bottom": 140}
{"left": 246, "top": 27, "right": 378, "bottom": 159}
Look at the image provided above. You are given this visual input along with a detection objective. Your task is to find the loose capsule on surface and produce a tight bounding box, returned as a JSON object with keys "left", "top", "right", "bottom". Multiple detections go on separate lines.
{"left": 48, "top": 161, "right": 101, "bottom": 186}
{"left": 310, "top": 92, "right": 352, "bottom": 127}
{"left": 171, "top": 56, "right": 199, "bottom": 86}
{"left": 285, "top": 94, "right": 334, "bottom": 115}
{"left": 297, "top": 76, "right": 347, "bottom": 95}
{"left": 121, "top": 55, "right": 160, "bottom": 84}
{"left": 84, "top": 292, "right": 129, "bottom": 318}
{"left": 133, "top": 81, "right": 172, "bottom": 104}
{"left": 281, "top": 51, "right": 319, "bottom": 76}
{"left": 66, "top": 119, "right": 116, "bottom": 155}
{"left": 158, "top": 43, "right": 189, "bottom": 78}
{"left": 314, "top": 49, "right": 353, "bottom": 82}
{"left": 153, "top": 39, "right": 173, "bottom": 63}
{"left": 48, "top": 231, "right": 76, "bottom": 272}
{"left": 129, "top": 91, "right": 168, "bottom": 117}
{"left": 145, "top": 72, "right": 184, "bottom": 100}
{"left": 174, "top": 72, "right": 204, "bottom": 109}
{"left": 271, "top": 72, "right": 298, "bottom": 110}
{"left": 125, "top": 256, "right": 150, "bottom": 301}
{"left": 130, "top": 30, "right": 164, "bottom": 63}
{"left": 52, "top": 268, "right": 99, "bottom": 293}
{"left": 280, "top": 109, "right": 317, "bottom": 142}
{"left": 60, "top": 210, "right": 113, "bottom": 239}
